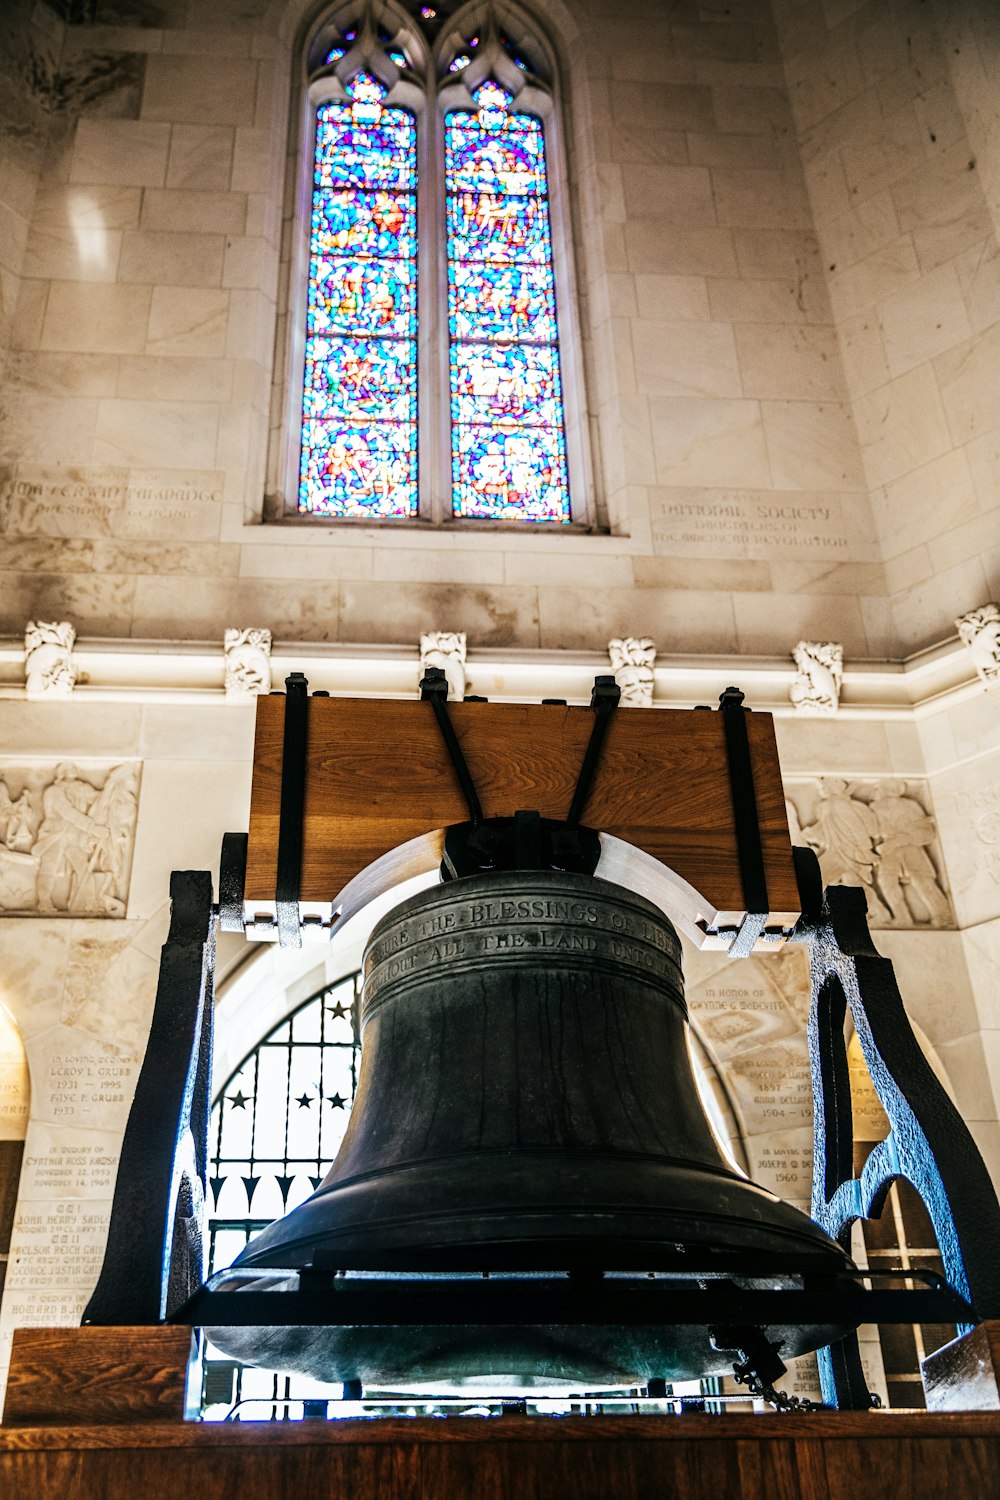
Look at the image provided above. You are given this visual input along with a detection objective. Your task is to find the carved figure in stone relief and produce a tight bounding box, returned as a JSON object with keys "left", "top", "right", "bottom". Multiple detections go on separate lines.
{"left": 608, "top": 637, "right": 656, "bottom": 707}
{"left": 84, "top": 764, "right": 140, "bottom": 914}
{"left": 789, "top": 640, "right": 842, "bottom": 715}
{"left": 0, "top": 784, "right": 34, "bottom": 852}
{"left": 34, "top": 764, "right": 103, "bottom": 913}
{"left": 870, "top": 782, "right": 951, "bottom": 927}
{"left": 956, "top": 603, "right": 1000, "bottom": 686}
{"left": 789, "top": 777, "right": 951, "bottom": 929}
{"left": 24, "top": 620, "right": 77, "bottom": 697}
{"left": 26, "top": 763, "right": 137, "bottom": 917}
{"left": 798, "top": 779, "right": 893, "bottom": 926}
{"left": 224, "top": 627, "right": 272, "bottom": 696}
{"left": 420, "top": 631, "right": 467, "bottom": 699}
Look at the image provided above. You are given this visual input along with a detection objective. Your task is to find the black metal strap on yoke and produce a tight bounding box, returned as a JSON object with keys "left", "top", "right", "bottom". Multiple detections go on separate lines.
{"left": 718, "top": 686, "right": 769, "bottom": 958}
{"left": 419, "top": 666, "right": 484, "bottom": 827}
{"left": 565, "top": 675, "right": 621, "bottom": 830}
{"left": 275, "top": 672, "right": 309, "bottom": 949}
{"left": 427, "top": 673, "right": 619, "bottom": 878}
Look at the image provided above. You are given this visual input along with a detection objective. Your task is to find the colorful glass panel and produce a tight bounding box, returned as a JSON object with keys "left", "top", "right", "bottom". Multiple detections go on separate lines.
{"left": 304, "top": 338, "right": 416, "bottom": 423}
{"left": 308, "top": 258, "right": 415, "bottom": 340}
{"left": 448, "top": 260, "right": 555, "bottom": 344}
{"left": 451, "top": 341, "right": 561, "bottom": 427}
{"left": 314, "top": 121, "right": 415, "bottom": 190}
{"left": 445, "top": 81, "right": 570, "bottom": 522}
{"left": 299, "top": 78, "right": 417, "bottom": 518}
{"left": 301, "top": 421, "right": 416, "bottom": 518}
{"left": 453, "top": 425, "right": 568, "bottom": 523}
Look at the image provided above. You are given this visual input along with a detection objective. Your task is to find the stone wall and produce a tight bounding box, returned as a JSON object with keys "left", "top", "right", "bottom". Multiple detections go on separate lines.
{"left": 775, "top": 0, "right": 1000, "bottom": 651}
{"left": 0, "top": 0, "right": 888, "bottom": 657}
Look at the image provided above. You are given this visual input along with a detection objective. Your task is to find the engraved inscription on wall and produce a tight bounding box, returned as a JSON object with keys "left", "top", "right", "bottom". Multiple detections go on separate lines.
{"left": 651, "top": 489, "right": 853, "bottom": 559}
{"left": 937, "top": 777, "right": 1000, "bottom": 888}
{"left": 0, "top": 763, "right": 140, "bottom": 916}
{"left": 785, "top": 777, "right": 953, "bottom": 929}
{"left": 0, "top": 464, "right": 224, "bottom": 542}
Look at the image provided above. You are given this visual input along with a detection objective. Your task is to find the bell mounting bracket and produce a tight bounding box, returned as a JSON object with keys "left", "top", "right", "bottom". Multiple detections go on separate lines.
{"left": 420, "top": 665, "right": 619, "bottom": 880}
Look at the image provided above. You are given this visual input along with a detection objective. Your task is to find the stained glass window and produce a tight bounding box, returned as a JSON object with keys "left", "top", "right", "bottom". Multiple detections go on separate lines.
{"left": 299, "top": 73, "right": 418, "bottom": 518}
{"left": 445, "top": 80, "right": 570, "bottom": 523}
{"left": 295, "top": 9, "right": 578, "bottom": 526}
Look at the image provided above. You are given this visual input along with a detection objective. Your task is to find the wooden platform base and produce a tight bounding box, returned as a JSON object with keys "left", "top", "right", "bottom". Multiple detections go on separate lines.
{"left": 1, "top": 1411, "right": 999, "bottom": 1500}
{"left": 4, "top": 1328, "right": 999, "bottom": 1498}
{"left": 4, "top": 1326, "right": 193, "bottom": 1426}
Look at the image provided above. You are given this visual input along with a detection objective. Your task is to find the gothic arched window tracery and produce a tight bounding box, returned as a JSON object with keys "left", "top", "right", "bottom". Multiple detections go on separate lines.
{"left": 282, "top": 0, "right": 585, "bottom": 527}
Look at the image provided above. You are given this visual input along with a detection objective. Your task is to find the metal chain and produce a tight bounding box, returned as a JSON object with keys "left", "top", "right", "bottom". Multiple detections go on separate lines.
{"left": 730, "top": 1362, "right": 882, "bottom": 1413}
{"left": 730, "top": 1363, "right": 825, "bottom": 1412}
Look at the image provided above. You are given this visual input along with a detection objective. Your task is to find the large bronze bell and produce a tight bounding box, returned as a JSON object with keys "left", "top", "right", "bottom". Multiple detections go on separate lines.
{"left": 210, "top": 872, "right": 853, "bottom": 1387}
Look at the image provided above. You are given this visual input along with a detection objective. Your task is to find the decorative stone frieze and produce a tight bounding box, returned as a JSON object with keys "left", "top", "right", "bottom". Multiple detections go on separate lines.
{"left": 24, "top": 621, "right": 77, "bottom": 698}
{"left": 224, "top": 628, "right": 272, "bottom": 697}
{"left": 956, "top": 603, "right": 1000, "bottom": 686}
{"left": 784, "top": 777, "right": 952, "bottom": 929}
{"left": 789, "top": 640, "right": 842, "bottom": 715}
{"left": 608, "top": 637, "right": 656, "bottom": 707}
{"left": 419, "top": 631, "right": 467, "bottom": 699}
{"left": 0, "top": 763, "right": 140, "bottom": 917}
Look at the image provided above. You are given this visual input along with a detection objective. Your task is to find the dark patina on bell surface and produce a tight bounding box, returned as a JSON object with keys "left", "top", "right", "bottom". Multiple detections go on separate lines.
{"left": 210, "top": 872, "right": 854, "bottom": 1386}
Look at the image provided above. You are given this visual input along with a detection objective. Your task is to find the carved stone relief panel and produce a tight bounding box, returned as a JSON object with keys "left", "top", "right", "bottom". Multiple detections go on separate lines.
{"left": 789, "top": 640, "right": 842, "bottom": 715}
{"left": 224, "top": 627, "right": 272, "bottom": 696}
{"left": 784, "top": 777, "right": 953, "bottom": 929}
{"left": 0, "top": 763, "right": 140, "bottom": 917}
{"left": 956, "top": 603, "right": 1000, "bottom": 686}
{"left": 608, "top": 637, "right": 656, "bottom": 706}
{"left": 24, "top": 621, "right": 77, "bottom": 698}
{"left": 419, "top": 631, "right": 467, "bottom": 698}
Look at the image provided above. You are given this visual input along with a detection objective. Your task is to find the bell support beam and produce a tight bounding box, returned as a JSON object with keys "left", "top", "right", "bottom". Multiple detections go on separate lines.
{"left": 82, "top": 870, "right": 215, "bottom": 1326}
{"left": 238, "top": 687, "right": 801, "bottom": 949}
{"left": 796, "top": 876, "right": 1000, "bottom": 1407}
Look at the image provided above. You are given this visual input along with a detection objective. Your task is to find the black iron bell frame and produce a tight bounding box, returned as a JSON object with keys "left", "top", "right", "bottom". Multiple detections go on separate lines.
{"left": 81, "top": 680, "right": 1000, "bottom": 1411}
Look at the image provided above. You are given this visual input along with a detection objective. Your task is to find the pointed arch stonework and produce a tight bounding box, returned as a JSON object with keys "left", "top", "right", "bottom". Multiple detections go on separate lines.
{"left": 271, "top": 0, "right": 593, "bottom": 529}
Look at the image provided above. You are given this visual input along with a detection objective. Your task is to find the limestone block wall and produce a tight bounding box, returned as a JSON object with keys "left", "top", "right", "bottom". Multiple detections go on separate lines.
{"left": 936, "top": 0, "right": 1000, "bottom": 246}
{"left": 0, "top": 0, "right": 888, "bottom": 658}
{"left": 0, "top": 1, "right": 64, "bottom": 381}
{"left": 0, "top": 696, "right": 255, "bottom": 1400}
{"left": 775, "top": 0, "right": 1000, "bottom": 651}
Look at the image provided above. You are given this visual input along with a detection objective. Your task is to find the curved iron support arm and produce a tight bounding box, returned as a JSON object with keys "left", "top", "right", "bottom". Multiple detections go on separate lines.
{"left": 82, "top": 870, "right": 216, "bottom": 1325}
{"left": 797, "top": 879, "right": 1000, "bottom": 1404}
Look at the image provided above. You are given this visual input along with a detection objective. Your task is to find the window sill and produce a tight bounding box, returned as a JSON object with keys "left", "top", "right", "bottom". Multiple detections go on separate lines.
{"left": 226, "top": 509, "right": 637, "bottom": 551}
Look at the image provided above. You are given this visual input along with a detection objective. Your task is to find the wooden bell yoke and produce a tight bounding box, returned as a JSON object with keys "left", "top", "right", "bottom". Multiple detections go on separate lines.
{"left": 232, "top": 674, "right": 802, "bottom": 955}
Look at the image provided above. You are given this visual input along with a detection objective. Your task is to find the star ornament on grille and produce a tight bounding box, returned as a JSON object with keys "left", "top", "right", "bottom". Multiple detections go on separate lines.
{"left": 296, "top": 1092, "right": 314, "bottom": 1108}
{"left": 327, "top": 1092, "right": 348, "bottom": 1109}
{"left": 228, "top": 1090, "right": 249, "bottom": 1109}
